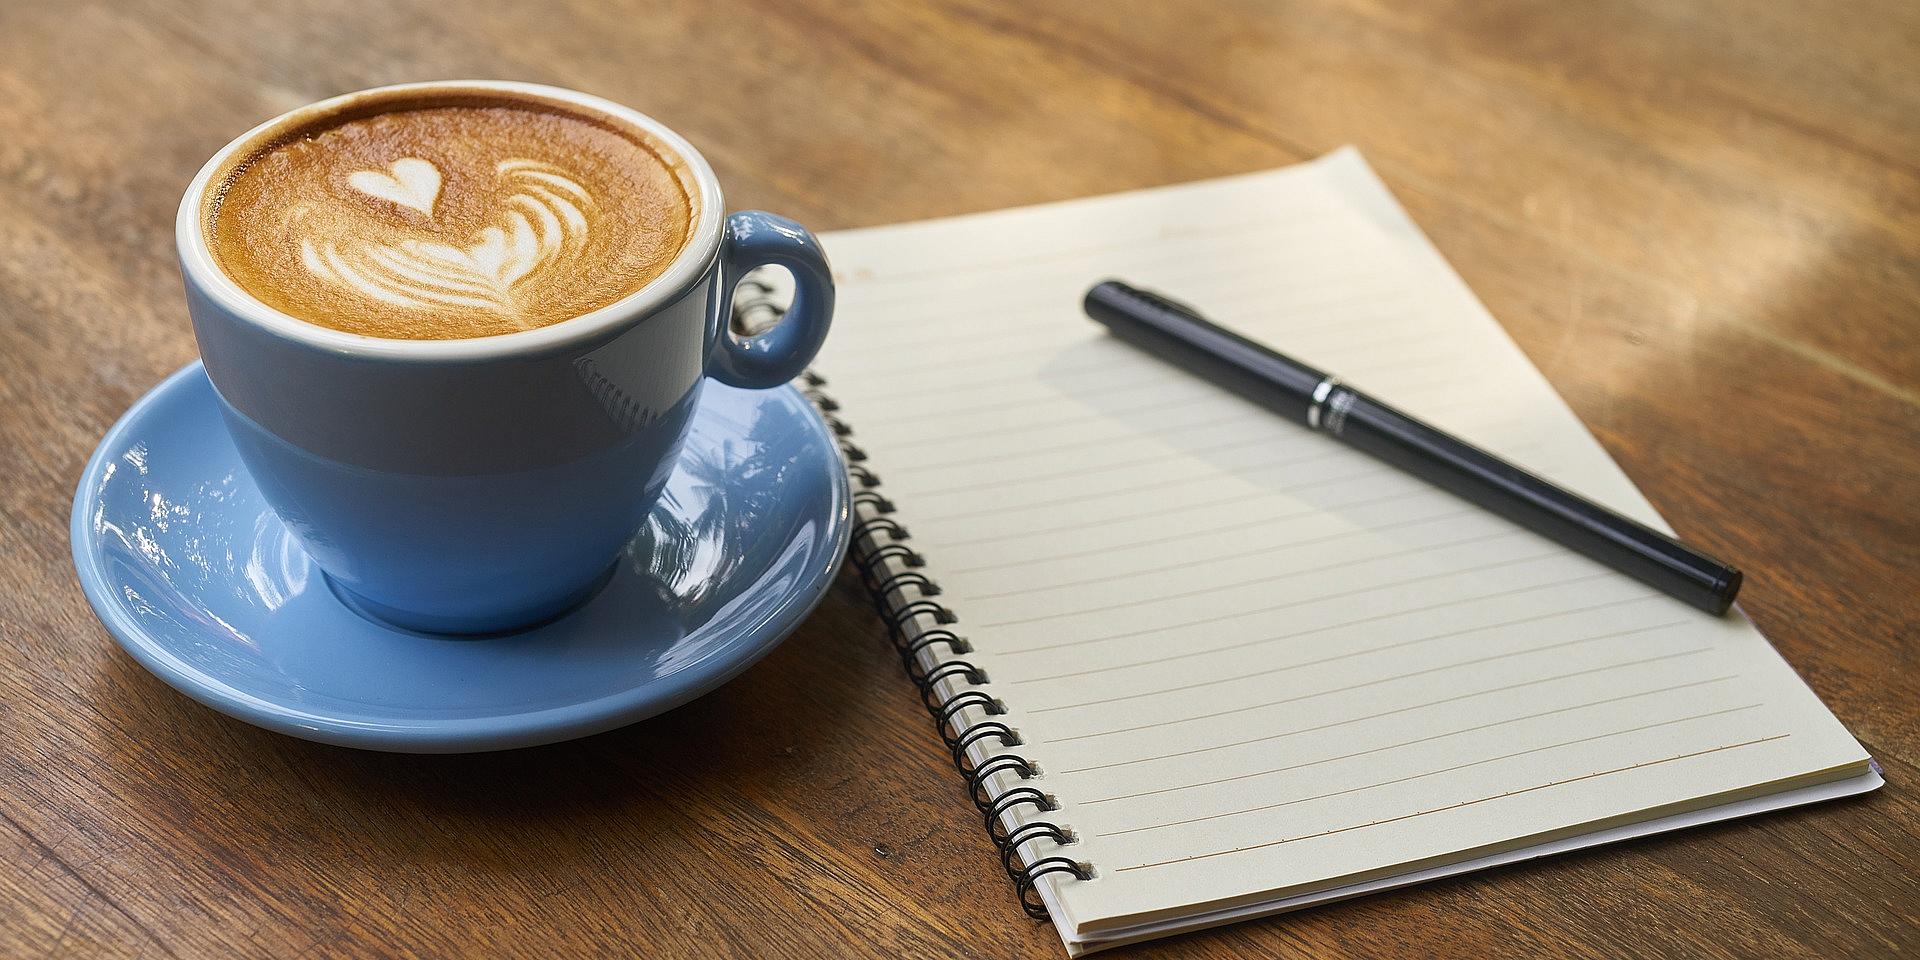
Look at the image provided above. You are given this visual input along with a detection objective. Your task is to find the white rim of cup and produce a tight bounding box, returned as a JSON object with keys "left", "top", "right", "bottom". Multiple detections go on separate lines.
{"left": 175, "top": 80, "right": 727, "bottom": 362}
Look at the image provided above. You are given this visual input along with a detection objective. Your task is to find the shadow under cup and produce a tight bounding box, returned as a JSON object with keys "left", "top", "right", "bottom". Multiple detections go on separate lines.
{"left": 175, "top": 82, "right": 834, "bottom": 634}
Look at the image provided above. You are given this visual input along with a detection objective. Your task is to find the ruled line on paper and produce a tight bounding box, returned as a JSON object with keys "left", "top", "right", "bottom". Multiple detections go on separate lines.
{"left": 937, "top": 487, "right": 1443, "bottom": 559}
{"left": 836, "top": 329, "right": 1493, "bottom": 435}
{"left": 1031, "top": 619, "right": 1695, "bottom": 722}
{"left": 825, "top": 274, "right": 1414, "bottom": 357}
{"left": 825, "top": 318, "right": 1466, "bottom": 405}
{"left": 836, "top": 225, "right": 1406, "bottom": 305}
{"left": 840, "top": 315, "right": 1449, "bottom": 399}
{"left": 874, "top": 390, "right": 1239, "bottom": 450}
{"left": 974, "top": 548, "right": 1570, "bottom": 629}
{"left": 908, "top": 436, "right": 1344, "bottom": 498}
{"left": 822, "top": 302, "right": 1065, "bottom": 359}
{"left": 897, "top": 408, "right": 1277, "bottom": 472}
{"left": 828, "top": 234, "right": 1264, "bottom": 295}
{"left": 861, "top": 358, "right": 1189, "bottom": 407}
{"left": 1060, "top": 674, "right": 1740, "bottom": 779}
{"left": 891, "top": 366, "right": 1510, "bottom": 478}
{"left": 997, "top": 570, "right": 1619, "bottom": 660}
{"left": 840, "top": 282, "right": 1428, "bottom": 364}
{"left": 829, "top": 211, "right": 1390, "bottom": 291}
{"left": 1111, "top": 734, "right": 1793, "bottom": 872}
{"left": 1102, "top": 700, "right": 1762, "bottom": 836}
{"left": 920, "top": 465, "right": 1352, "bottom": 529}
{"left": 1345, "top": 349, "right": 1489, "bottom": 385}
{"left": 1038, "top": 631, "right": 1702, "bottom": 754}
{"left": 1230, "top": 324, "right": 1473, "bottom": 377}
{"left": 913, "top": 455, "right": 1351, "bottom": 526}
{"left": 844, "top": 368, "right": 1199, "bottom": 431}
{"left": 917, "top": 426, "right": 1533, "bottom": 530}
{"left": 917, "top": 455, "right": 1404, "bottom": 527}
{"left": 960, "top": 509, "right": 1500, "bottom": 602}
{"left": 849, "top": 372, "right": 1498, "bottom": 447}
{"left": 1012, "top": 591, "right": 1655, "bottom": 696}
{"left": 856, "top": 339, "right": 1139, "bottom": 385}
{"left": 968, "top": 528, "right": 1530, "bottom": 625}
{"left": 1350, "top": 367, "right": 1515, "bottom": 404}
{"left": 825, "top": 264, "right": 1251, "bottom": 329}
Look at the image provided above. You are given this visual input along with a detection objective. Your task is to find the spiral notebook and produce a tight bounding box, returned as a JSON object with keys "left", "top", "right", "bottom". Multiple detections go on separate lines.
{"left": 762, "top": 148, "right": 1878, "bottom": 954}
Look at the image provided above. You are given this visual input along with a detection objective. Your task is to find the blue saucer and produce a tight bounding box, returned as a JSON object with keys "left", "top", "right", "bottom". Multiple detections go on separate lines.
{"left": 71, "top": 362, "right": 849, "bottom": 753}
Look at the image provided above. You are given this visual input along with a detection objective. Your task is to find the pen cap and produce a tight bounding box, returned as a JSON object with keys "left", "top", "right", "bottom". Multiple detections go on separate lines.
{"left": 1083, "top": 281, "right": 1328, "bottom": 424}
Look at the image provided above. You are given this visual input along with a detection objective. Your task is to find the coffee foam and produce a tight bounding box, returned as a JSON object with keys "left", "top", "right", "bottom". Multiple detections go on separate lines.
{"left": 205, "top": 93, "right": 697, "bottom": 340}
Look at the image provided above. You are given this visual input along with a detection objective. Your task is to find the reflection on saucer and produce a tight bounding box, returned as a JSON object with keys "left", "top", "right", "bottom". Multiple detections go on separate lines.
{"left": 72, "top": 362, "right": 849, "bottom": 753}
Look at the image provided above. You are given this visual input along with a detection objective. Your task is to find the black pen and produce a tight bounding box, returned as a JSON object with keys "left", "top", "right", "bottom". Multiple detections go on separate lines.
{"left": 1083, "top": 280, "right": 1742, "bottom": 616}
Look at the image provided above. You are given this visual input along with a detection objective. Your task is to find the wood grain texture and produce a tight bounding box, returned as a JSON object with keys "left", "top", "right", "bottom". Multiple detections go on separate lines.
{"left": 1, "top": 0, "right": 1915, "bottom": 956}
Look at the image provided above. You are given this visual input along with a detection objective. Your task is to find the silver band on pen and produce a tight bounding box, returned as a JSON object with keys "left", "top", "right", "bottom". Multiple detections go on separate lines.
{"left": 1307, "top": 376, "right": 1341, "bottom": 431}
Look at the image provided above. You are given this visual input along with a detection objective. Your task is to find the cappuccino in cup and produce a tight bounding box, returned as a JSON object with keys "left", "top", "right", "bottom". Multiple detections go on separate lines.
{"left": 179, "top": 82, "right": 834, "bottom": 632}
{"left": 201, "top": 91, "right": 698, "bottom": 340}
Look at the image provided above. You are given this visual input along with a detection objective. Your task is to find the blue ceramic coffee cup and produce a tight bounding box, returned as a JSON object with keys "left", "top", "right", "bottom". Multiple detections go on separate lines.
{"left": 175, "top": 81, "right": 833, "bottom": 633}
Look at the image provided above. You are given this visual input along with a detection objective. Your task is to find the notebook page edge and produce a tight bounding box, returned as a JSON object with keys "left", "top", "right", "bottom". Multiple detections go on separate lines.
{"left": 1057, "top": 764, "right": 1882, "bottom": 954}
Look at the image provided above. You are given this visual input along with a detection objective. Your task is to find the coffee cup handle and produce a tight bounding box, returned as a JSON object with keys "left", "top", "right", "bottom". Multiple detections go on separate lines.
{"left": 707, "top": 210, "right": 835, "bottom": 390}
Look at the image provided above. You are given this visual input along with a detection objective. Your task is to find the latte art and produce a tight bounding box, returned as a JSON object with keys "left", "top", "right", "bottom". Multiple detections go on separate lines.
{"left": 347, "top": 156, "right": 442, "bottom": 214}
{"left": 206, "top": 95, "right": 697, "bottom": 340}
{"left": 300, "top": 158, "right": 594, "bottom": 323}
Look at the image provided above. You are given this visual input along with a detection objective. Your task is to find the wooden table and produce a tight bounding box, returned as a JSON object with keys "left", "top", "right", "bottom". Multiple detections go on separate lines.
{"left": 2, "top": 1, "right": 1915, "bottom": 956}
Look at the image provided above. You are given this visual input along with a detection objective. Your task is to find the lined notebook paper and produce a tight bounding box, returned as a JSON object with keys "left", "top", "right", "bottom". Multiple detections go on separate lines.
{"left": 796, "top": 148, "right": 1876, "bottom": 954}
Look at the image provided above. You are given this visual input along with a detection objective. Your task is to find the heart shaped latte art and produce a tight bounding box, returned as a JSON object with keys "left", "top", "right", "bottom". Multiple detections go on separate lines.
{"left": 299, "top": 157, "right": 592, "bottom": 324}
{"left": 346, "top": 157, "right": 442, "bottom": 214}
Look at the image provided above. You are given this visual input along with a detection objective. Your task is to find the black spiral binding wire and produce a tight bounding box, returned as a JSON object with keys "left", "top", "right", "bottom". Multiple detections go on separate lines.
{"left": 735, "top": 274, "right": 1090, "bottom": 921}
